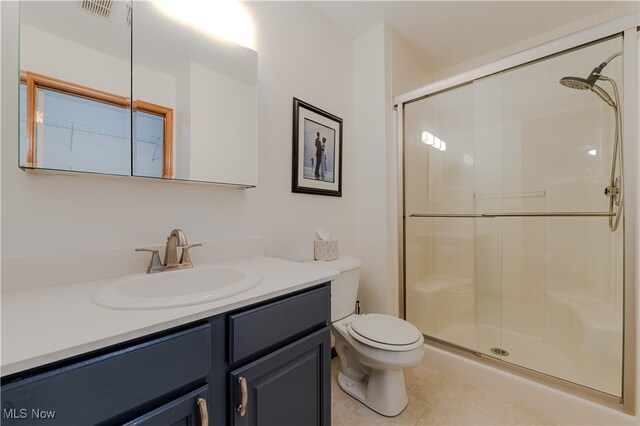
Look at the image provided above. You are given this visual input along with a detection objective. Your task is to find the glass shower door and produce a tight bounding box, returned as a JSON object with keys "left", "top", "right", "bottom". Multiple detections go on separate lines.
{"left": 482, "top": 35, "right": 624, "bottom": 396}
{"left": 404, "top": 83, "right": 496, "bottom": 352}
{"left": 404, "top": 35, "right": 624, "bottom": 396}
{"left": 404, "top": 80, "right": 506, "bottom": 358}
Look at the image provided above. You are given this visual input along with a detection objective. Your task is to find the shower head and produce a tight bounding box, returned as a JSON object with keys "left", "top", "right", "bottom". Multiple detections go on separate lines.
{"left": 559, "top": 61, "right": 607, "bottom": 90}
{"left": 559, "top": 76, "right": 593, "bottom": 90}
{"left": 560, "top": 76, "right": 616, "bottom": 108}
{"left": 559, "top": 52, "right": 621, "bottom": 108}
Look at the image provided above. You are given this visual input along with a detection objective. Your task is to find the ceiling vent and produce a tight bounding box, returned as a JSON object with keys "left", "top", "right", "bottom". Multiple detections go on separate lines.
{"left": 78, "top": 0, "right": 115, "bottom": 21}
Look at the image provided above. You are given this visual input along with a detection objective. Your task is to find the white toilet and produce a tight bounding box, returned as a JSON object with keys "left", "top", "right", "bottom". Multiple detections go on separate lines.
{"left": 311, "top": 255, "right": 425, "bottom": 417}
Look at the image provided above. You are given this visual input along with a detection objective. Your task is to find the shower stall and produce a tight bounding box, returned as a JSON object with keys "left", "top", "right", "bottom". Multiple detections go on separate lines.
{"left": 399, "top": 20, "right": 638, "bottom": 411}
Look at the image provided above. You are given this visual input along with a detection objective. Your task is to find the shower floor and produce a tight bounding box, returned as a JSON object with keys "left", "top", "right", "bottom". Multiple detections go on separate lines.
{"left": 434, "top": 322, "right": 620, "bottom": 396}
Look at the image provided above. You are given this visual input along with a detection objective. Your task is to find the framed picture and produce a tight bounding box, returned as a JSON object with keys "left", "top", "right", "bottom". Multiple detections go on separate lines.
{"left": 292, "top": 98, "right": 343, "bottom": 197}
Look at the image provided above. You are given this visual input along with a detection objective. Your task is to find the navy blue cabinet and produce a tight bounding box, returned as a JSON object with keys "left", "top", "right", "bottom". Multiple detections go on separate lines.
{"left": 1, "top": 284, "right": 331, "bottom": 426}
{"left": 230, "top": 328, "right": 330, "bottom": 426}
{"left": 1, "top": 324, "right": 211, "bottom": 425}
{"left": 227, "top": 285, "right": 331, "bottom": 426}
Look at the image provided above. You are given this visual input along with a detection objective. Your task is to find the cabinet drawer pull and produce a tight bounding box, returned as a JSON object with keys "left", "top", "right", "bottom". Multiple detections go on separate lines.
{"left": 237, "top": 377, "right": 248, "bottom": 417}
{"left": 197, "top": 397, "right": 209, "bottom": 426}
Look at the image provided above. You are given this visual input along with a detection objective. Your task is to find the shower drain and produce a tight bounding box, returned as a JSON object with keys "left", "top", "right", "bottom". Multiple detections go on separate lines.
{"left": 490, "top": 347, "right": 510, "bottom": 357}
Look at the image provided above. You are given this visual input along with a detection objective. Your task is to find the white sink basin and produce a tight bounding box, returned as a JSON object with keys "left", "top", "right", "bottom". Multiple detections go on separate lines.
{"left": 93, "top": 264, "right": 262, "bottom": 309}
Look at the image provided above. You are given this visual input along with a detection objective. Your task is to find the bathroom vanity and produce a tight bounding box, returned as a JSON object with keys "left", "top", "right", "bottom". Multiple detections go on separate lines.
{"left": 1, "top": 256, "right": 336, "bottom": 426}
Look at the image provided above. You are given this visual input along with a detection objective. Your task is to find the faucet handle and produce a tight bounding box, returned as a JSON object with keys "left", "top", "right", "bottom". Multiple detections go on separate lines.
{"left": 179, "top": 243, "right": 202, "bottom": 266}
{"left": 135, "top": 248, "right": 166, "bottom": 274}
{"left": 183, "top": 243, "right": 202, "bottom": 250}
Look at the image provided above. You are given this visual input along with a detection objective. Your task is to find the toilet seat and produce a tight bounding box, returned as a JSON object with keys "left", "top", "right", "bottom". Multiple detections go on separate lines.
{"left": 347, "top": 314, "right": 423, "bottom": 352}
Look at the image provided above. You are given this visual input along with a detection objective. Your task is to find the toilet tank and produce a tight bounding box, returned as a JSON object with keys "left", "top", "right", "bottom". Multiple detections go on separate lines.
{"left": 310, "top": 256, "right": 362, "bottom": 322}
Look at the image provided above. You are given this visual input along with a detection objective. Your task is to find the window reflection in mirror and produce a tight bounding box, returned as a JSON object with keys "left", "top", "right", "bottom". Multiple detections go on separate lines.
{"left": 19, "top": 0, "right": 132, "bottom": 175}
{"left": 19, "top": 73, "right": 131, "bottom": 175}
{"left": 133, "top": 101, "right": 173, "bottom": 178}
{"left": 134, "top": 110, "right": 164, "bottom": 178}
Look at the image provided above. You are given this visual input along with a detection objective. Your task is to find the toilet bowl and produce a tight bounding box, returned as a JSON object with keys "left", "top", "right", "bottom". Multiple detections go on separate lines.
{"left": 308, "top": 256, "right": 425, "bottom": 416}
{"left": 333, "top": 313, "right": 425, "bottom": 416}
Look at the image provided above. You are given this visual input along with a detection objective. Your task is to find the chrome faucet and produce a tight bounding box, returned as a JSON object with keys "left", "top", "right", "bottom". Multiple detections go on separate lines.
{"left": 164, "top": 229, "right": 188, "bottom": 267}
{"left": 136, "top": 229, "right": 202, "bottom": 274}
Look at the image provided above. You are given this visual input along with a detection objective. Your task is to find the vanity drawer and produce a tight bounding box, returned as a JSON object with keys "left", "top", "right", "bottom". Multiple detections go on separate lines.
{"left": 1, "top": 324, "right": 210, "bottom": 425}
{"left": 123, "top": 384, "right": 209, "bottom": 426}
{"left": 228, "top": 285, "right": 330, "bottom": 364}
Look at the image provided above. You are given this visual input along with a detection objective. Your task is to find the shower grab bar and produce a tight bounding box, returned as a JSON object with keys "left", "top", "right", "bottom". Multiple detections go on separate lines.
{"left": 409, "top": 212, "right": 616, "bottom": 218}
{"left": 474, "top": 191, "right": 546, "bottom": 200}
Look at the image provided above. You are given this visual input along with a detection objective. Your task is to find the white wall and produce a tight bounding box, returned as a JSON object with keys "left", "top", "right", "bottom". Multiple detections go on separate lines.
{"left": 1, "top": 2, "right": 355, "bottom": 265}
{"left": 387, "top": 28, "right": 433, "bottom": 317}
{"left": 351, "top": 25, "right": 432, "bottom": 316}
{"left": 246, "top": 1, "right": 356, "bottom": 260}
{"left": 389, "top": 27, "right": 432, "bottom": 97}
{"left": 352, "top": 24, "right": 389, "bottom": 315}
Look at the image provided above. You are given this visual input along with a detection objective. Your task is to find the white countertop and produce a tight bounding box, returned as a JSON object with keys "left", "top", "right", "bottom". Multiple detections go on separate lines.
{"left": 1, "top": 256, "right": 339, "bottom": 377}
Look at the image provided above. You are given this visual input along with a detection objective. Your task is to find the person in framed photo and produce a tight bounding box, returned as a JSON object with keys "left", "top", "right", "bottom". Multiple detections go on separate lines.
{"left": 315, "top": 131, "right": 324, "bottom": 179}
{"left": 320, "top": 137, "right": 327, "bottom": 180}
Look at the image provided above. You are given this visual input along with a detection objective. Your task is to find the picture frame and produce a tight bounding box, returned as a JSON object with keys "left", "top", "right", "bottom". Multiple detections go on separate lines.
{"left": 291, "top": 98, "right": 343, "bottom": 197}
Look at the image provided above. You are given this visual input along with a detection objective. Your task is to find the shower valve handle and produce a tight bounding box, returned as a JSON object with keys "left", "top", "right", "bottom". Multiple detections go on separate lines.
{"left": 604, "top": 185, "right": 620, "bottom": 197}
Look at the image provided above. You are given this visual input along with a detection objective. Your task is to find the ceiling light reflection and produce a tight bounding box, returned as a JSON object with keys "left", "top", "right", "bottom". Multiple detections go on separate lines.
{"left": 152, "top": 0, "right": 255, "bottom": 49}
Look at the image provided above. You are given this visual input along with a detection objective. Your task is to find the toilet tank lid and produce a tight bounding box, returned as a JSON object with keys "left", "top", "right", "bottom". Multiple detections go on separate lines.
{"left": 308, "top": 255, "right": 362, "bottom": 272}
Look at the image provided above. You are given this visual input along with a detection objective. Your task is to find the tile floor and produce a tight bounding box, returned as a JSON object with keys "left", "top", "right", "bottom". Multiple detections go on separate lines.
{"left": 330, "top": 357, "right": 558, "bottom": 425}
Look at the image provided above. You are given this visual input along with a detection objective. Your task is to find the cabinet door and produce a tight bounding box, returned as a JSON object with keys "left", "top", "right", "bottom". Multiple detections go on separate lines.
{"left": 1, "top": 324, "right": 210, "bottom": 425}
{"left": 230, "top": 327, "right": 330, "bottom": 426}
{"left": 124, "top": 385, "right": 209, "bottom": 426}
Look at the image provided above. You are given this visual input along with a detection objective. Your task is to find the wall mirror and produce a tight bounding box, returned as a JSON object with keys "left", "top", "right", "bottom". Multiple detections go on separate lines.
{"left": 19, "top": 1, "right": 258, "bottom": 187}
{"left": 19, "top": 0, "right": 132, "bottom": 176}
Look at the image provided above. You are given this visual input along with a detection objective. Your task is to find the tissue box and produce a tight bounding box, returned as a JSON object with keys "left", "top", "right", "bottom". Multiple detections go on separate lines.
{"left": 314, "top": 240, "right": 338, "bottom": 261}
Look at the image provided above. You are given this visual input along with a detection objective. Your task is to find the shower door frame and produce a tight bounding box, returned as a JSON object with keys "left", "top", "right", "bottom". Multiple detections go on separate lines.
{"left": 394, "top": 14, "right": 639, "bottom": 415}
